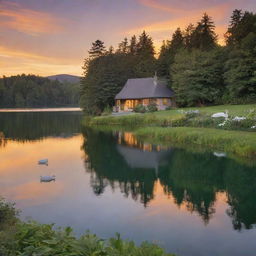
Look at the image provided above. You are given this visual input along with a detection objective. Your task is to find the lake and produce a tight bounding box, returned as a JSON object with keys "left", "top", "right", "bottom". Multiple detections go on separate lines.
{"left": 0, "top": 110, "right": 256, "bottom": 256}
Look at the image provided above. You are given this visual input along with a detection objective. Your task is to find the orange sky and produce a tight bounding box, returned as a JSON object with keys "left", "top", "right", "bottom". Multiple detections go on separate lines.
{"left": 0, "top": 0, "right": 255, "bottom": 77}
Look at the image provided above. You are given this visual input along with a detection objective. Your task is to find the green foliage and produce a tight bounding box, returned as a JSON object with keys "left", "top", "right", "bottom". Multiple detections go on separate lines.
{"left": 87, "top": 104, "right": 256, "bottom": 132}
{"left": 171, "top": 48, "right": 224, "bottom": 106}
{"left": 0, "top": 205, "right": 174, "bottom": 256}
{"left": 223, "top": 49, "right": 256, "bottom": 103}
{"left": 81, "top": 31, "right": 156, "bottom": 115}
{"left": 81, "top": 10, "right": 256, "bottom": 114}
{"left": 135, "top": 127, "right": 256, "bottom": 158}
{"left": 88, "top": 40, "right": 106, "bottom": 58}
{"left": 192, "top": 13, "right": 217, "bottom": 50}
{"left": 101, "top": 106, "right": 113, "bottom": 116}
{"left": 0, "top": 198, "right": 18, "bottom": 230}
{"left": 225, "top": 10, "right": 256, "bottom": 47}
{"left": 0, "top": 75, "right": 80, "bottom": 108}
{"left": 134, "top": 104, "right": 147, "bottom": 113}
{"left": 147, "top": 103, "right": 158, "bottom": 112}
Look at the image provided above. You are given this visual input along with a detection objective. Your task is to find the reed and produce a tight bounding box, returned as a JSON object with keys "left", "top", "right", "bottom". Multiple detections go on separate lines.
{"left": 135, "top": 127, "right": 256, "bottom": 158}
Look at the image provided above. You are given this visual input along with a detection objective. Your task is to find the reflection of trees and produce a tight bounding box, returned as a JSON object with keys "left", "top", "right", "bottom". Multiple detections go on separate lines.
{"left": 0, "top": 112, "right": 82, "bottom": 143}
{"left": 82, "top": 128, "right": 256, "bottom": 230}
{"left": 158, "top": 150, "right": 224, "bottom": 224}
{"left": 82, "top": 128, "right": 157, "bottom": 206}
{"left": 224, "top": 162, "right": 256, "bottom": 230}
{"left": 0, "top": 132, "right": 6, "bottom": 148}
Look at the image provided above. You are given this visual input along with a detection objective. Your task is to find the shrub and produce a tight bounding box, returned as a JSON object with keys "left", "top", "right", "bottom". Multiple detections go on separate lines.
{"left": 0, "top": 198, "right": 19, "bottom": 230}
{"left": 101, "top": 106, "right": 113, "bottom": 116}
{"left": 147, "top": 103, "right": 158, "bottom": 112}
{"left": 0, "top": 220, "right": 175, "bottom": 256}
{"left": 134, "top": 104, "right": 146, "bottom": 113}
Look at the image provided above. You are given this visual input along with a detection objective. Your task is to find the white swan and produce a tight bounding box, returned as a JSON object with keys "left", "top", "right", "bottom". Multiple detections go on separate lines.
{"left": 211, "top": 110, "right": 228, "bottom": 119}
{"left": 40, "top": 175, "right": 56, "bottom": 182}
{"left": 213, "top": 152, "right": 226, "bottom": 157}
{"left": 38, "top": 159, "right": 48, "bottom": 165}
{"left": 232, "top": 116, "right": 246, "bottom": 121}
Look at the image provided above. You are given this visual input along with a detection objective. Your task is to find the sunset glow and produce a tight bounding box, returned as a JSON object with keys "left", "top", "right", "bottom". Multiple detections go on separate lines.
{"left": 1, "top": 0, "right": 256, "bottom": 76}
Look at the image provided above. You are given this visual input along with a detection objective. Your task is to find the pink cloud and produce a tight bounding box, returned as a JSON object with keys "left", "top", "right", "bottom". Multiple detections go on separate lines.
{"left": 0, "top": 1, "right": 65, "bottom": 35}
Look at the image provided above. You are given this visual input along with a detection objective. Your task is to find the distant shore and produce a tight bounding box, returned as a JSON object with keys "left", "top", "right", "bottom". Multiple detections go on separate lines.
{"left": 0, "top": 107, "right": 82, "bottom": 112}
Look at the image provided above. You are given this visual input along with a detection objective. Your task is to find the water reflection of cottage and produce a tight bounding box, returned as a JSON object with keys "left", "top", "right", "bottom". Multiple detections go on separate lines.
{"left": 116, "top": 132, "right": 172, "bottom": 174}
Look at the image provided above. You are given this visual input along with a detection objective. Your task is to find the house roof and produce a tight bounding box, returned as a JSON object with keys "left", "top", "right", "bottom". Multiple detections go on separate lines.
{"left": 115, "top": 77, "right": 174, "bottom": 100}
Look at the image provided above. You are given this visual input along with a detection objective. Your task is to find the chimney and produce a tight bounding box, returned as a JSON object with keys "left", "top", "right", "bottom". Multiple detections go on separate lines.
{"left": 153, "top": 71, "right": 157, "bottom": 86}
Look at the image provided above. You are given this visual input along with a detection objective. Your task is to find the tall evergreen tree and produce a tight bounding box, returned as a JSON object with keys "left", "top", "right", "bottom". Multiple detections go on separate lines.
{"left": 225, "top": 9, "right": 243, "bottom": 46}
{"left": 225, "top": 10, "right": 256, "bottom": 47}
{"left": 129, "top": 35, "right": 137, "bottom": 55}
{"left": 88, "top": 40, "right": 106, "bottom": 58}
{"left": 136, "top": 31, "right": 155, "bottom": 57}
{"left": 184, "top": 23, "right": 195, "bottom": 49}
{"left": 157, "top": 40, "right": 169, "bottom": 77}
{"left": 134, "top": 31, "right": 156, "bottom": 77}
{"left": 192, "top": 13, "right": 217, "bottom": 50}
{"left": 170, "top": 27, "right": 184, "bottom": 50}
{"left": 118, "top": 37, "right": 129, "bottom": 53}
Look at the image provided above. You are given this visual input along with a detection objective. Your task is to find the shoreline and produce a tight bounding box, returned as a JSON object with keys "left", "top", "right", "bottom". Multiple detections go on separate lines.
{"left": 83, "top": 104, "right": 256, "bottom": 159}
{"left": 0, "top": 107, "right": 82, "bottom": 112}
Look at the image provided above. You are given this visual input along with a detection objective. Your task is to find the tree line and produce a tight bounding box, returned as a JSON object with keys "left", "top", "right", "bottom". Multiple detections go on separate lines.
{"left": 0, "top": 74, "right": 80, "bottom": 108}
{"left": 80, "top": 10, "right": 256, "bottom": 114}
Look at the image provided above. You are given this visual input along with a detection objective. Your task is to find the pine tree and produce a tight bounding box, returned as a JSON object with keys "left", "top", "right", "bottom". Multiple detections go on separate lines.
{"left": 170, "top": 27, "right": 184, "bottom": 50}
{"left": 136, "top": 31, "right": 155, "bottom": 57}
{"left": 88, "top": 40, "right": 106, "bottom": 58}
{"left": 129, "top": 35, "right": 137, "bottom": 55}
{"left": 118, "top": 38, "right": 129, "bottom": 53}
{"left": 225, "top": 10, "right": 256, "bottom": 47}
{"left": 192, "top": 13, "right": 217, "bottom": 50}
{"left": 107, "top": 46, "right": 114, "bottom": 55}
{"left": 157, "top": 40, "right": 169, "bottom": 77}
{"left": 225, "top": 9, "right": 243, "bottom": 46}
{"left": 184, "top": 23, "right": 195, "bottom": 49}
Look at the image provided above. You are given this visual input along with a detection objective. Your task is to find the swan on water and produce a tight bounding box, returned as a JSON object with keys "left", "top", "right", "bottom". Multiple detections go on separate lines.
{"left": 40, "top": 175, "right": 56, "bottom": 182}
{"left": 38, "top": 159, "right": 48, "bottom": 165}
{"left": 213, "top": 152, "right": 226, "bottom": 157}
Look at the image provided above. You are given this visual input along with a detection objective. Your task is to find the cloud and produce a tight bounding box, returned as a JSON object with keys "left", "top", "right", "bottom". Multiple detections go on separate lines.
{"left": 0, "top": 1, "right": 65, "bottom": 35}
{"left": 0, "top": 45, "right": 82, "bottom": 77}
{"left": 128, "top": 2, "right": 231, "bottom": 45}
{"left": 138, "top": 0, "right": 187, "bottom": 14}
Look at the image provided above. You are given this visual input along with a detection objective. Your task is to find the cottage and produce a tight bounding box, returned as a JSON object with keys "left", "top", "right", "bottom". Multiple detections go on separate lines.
{"left": 114, "top": 75, "right": 175, "bottom": 112}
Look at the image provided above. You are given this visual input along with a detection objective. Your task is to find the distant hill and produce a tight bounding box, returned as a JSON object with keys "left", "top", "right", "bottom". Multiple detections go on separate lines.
{"left": 47, "top": 74, "right": 81, "bottom": 84}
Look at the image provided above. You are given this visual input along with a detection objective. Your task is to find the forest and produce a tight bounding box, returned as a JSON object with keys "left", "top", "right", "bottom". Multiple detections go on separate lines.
{"left": 80, "top": 9, "right": 256, "bottom": 115}
{"left": 0, "top": 74, "right": 80, "bottom": 108}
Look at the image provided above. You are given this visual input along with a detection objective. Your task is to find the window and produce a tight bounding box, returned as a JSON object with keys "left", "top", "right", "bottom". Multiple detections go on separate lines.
{"left": 149, "top": 98, "right": 156, "bottom": 104}
{"left": 163, "top": 98, "right": 169, "bottom": 105}
{"left": 143, "top": 99, "right": 149, "bottom": 105}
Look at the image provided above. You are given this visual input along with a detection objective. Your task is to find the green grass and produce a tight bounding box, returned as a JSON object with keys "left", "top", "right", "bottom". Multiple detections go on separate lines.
{"left": 87, "top": 104, "right": 256, "bottom": 127}
{"left": 84, "top": 104, "right": 256, "bottom": 159}
{"left": 136, "top": 127, "right": 256, "bottom": 158}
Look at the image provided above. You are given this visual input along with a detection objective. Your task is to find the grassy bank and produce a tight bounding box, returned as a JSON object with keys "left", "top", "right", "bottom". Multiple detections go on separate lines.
{"left": 136, "top": 127, "right": 256, "bottom": 158}
{"left": 84, "top": 104, "right": 256, "bottom": 159}
{"left": 0, "top": 198, "right": 174, "bottom": 256}
{"left": 88, "top": 104, "right": 256, "bottom": 131}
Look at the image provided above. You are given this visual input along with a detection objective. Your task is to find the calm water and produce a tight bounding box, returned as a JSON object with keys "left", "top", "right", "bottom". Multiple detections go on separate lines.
{"left": 0, "top": 111, "right": 256, "bottom": 256}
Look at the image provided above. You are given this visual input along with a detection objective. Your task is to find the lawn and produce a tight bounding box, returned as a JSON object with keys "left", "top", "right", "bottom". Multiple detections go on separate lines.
{"left": 88, "top": 104, "right": 256, "bottom": 128}
{"left": 84, "top": 104, "right": 256, "bottom": 159}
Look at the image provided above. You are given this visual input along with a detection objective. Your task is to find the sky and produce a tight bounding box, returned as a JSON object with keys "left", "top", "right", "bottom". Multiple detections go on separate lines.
{"left": 0, "top": 0, "right": 256, "bottom": 77}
